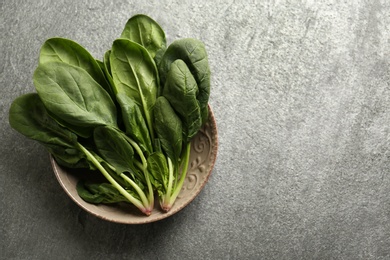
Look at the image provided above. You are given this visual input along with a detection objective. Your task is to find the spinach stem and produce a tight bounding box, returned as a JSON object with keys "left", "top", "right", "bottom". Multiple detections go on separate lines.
{"left": 167, "top": 157, "right": 174, "bottom": 198}
{"left": 170, "top": 142, "right": 191, "bottom": 204}
{"left": 119, "top": 173, "right": 149, "bottom": 208}
{"left": 123, "top": 134, "right": 147, "bottom": 167}
{"left": 122, "top": 134, "right": 154, "bottom": 209}
{"left": 76, "top": 142, "right": 150, "bottom": 215}
{"left": 160, "top": 157, "right": 174, "bottom": 211}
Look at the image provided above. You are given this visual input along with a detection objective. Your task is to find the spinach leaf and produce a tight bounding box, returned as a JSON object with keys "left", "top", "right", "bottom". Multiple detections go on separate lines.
{"left": 76, "top": 181, "right": 129, "bottom": 204}
{"left": 163, "top": 59, "right": 202, "bottom": 142}
{"left": 39, "top": 37, "right": 114, "bottom": 98}
{"left": 93, "top": 125, "right": 154, "bottom": 210}
{"left": 9, "top": 93, "right": 77, "bottom": 146}
{"left": 110, "top": 39, "right": 159, "bottom": 138}
{"left": 120, "top": 14, "right": 167, "bottom": 63}
{"left": 116, "top": 93, "right": 153, "bottom": 154}
{"left": 47, "top": 144, "right": 92, "bottom": 169}
{"left": 33, "top": 61, "right": 117, "bottom": 137}
{"left": 103, "top": 50, "right": 112, "bottom": 76}
{"left": 46, "top": 146, "right": 90, "bottom": 170}
{"left": 147, "top": 151, "right": 169, "bottom": 197}
{"left": 102, "top": 50, "right": 114, "bottom": 85}
{"left": 93, "top": 125, "right": 136, "bottom": 175}
{"left": 8, "top": 93, "right": 92, "bottom": 168}
{"left": 95, "top": 59, "right": 104, "bottom": 70}
{"left": 153, "top": 96, "right": 182, "bottom": 163}
{"left": 159, "top": 38, "right": 210, "bottom": 122}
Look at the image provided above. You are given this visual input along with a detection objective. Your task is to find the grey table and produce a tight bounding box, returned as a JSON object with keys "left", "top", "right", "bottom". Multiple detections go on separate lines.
{"left": 2, "top": 1, "right": 390, "bottom": 259}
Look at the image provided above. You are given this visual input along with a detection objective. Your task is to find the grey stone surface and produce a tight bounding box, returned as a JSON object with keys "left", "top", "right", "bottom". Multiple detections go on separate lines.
{"left": 2, "top": 0, "right": 390, "bottom": 259}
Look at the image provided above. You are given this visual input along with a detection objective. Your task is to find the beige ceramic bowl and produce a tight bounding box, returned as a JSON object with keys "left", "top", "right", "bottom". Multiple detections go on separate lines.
{"left": 50, "top": 106, "right": 218, "bottom": 224}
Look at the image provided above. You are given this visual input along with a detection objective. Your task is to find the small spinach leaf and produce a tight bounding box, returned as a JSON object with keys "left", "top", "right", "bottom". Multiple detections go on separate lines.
{"left": 116, "top": 93, "right": 153, "bottom": 154}
{"left": 102, "top": 50, "right": 114, "bottom": 86}
{"left": 93, "top": 125, "right": 136, "bottom": 175}
{"left": 77, "top": 181, "right": 129, "bottom": 204}
{"left": 47, "top": 144, "right": 92, "bottom": 169}
{"left": 147, "top": 152, "right": 169, "bottom": 197}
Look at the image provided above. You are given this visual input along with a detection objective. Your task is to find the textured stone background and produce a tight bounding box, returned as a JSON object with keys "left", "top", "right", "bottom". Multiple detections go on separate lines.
{"left": 2, "top": 0, "right": 390, "bottom": 259}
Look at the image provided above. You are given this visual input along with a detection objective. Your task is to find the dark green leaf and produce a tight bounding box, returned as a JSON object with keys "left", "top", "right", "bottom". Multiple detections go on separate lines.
{"left": 147, "top": 152, "right": 169, "bottom": 196}
{"left": 159, "top": 38, "right": 210, "bottom": 122}
{"left": 48, "top": 144, "right": 92, "bottom": 169}
{"left": 110, "top": 39, "right": 159, "bottom": 137}
{"left": 103, "top": 50, "right": 114, "bottom": 85}
{"left": 163, "top": 59, "right": 202, "bottom": 142}
{"left": 120, "top": 14, "right": 167, "bottom": 62}
{"left": 9, "top": 93, "right": 77, "bottom": 146}
{"left": 33, "top": 61, "right": 117, "bottom": 137}
{"left": 116, "top": 93, "right": 153, "bottom": 154}
{"left": 96, "top": 59, "right": 104, "bottom": 70}
{"left": 153, "top": 96, "right": 182, "bottom": 162}
{"left": 39, "top": 37, "right": 114, "bottom": 98}
{"left": 8, "top": 93, "right": 92, "bottom": 168}
{"left": 76, "top": 181, "right": 129, "bottom": 204}
{"left": 94, "top": 125, "right": 135, "bottom": 174}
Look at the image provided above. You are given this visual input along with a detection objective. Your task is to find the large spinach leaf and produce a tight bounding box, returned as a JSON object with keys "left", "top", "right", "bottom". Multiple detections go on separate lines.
{"left": 33, "top": 61, "right": 117, "bottom": 136}
{"left": 120, "top": 14, "right": 166, "bottom": 63}
{"left": 110, "top": 39, "right": 159, "bottom": 138}
{"left": 9, "top": 93, "right": 77, "bottom": 146}
{"left": 163, "top": 59, "right": 202, "bottom": 142}
{"left": 39, "top": 37, "right": 114, "bottom": 98}
{"left": 8, "top": 93, "right": 90, "bottom": 168}
{"left": 159, "top": 38, "right": 210, "bottom": 122}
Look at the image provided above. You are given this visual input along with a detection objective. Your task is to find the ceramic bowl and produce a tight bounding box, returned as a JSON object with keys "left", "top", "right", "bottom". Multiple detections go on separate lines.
{"left": 50, "top": 106, "right": 218, "bottom": 224}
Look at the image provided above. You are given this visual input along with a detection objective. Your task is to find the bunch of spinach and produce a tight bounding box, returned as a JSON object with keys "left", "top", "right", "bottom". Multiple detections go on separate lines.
{"left": 9, "top": 14, "right": 211, "bottom": 215}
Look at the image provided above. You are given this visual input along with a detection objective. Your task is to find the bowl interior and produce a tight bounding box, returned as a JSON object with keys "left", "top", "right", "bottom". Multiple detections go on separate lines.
{"left": 51, "top": 107, "right": 218, "bottom": 224}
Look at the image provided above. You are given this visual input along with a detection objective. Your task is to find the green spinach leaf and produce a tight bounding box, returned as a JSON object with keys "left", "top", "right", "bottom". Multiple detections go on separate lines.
{"left": 120, "top": 14, "right": 166, "bottom": 63}
{"left": 147, "top": 151, "right": 169, "bottom": 197}
{"left": 8, "top": 93, "right": 92, "bottom": 168}
{"left": 102, "top": 50, "right": 116, "bottom": 90}
{"left": 9, "top": 93, "right": 77, "bottom": 146}
{"left": 76, "top": 181, "right": 129, "bottom": 204}
{"left": 39, "top": 37, "right": 114, "bottom": 98}
{"left": 93, "top": 125, "right": 137, "bottom": 175}
{"left": 110, "top": 39, "right": 159, "bottom": 138}
{"left": 116, "top": 93, "right": 153, "bottom": 154}
{"left": 33, "top": 61, "right": 117, "bottom": 137}
{"left": 159, "top": 38, "right": 210, "bottom": 122}
{"left": 163, "top": 59, "right": 202, "bottom": 142}
{"left": 153, "top": 96, "right": 182, "bottom": 163}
